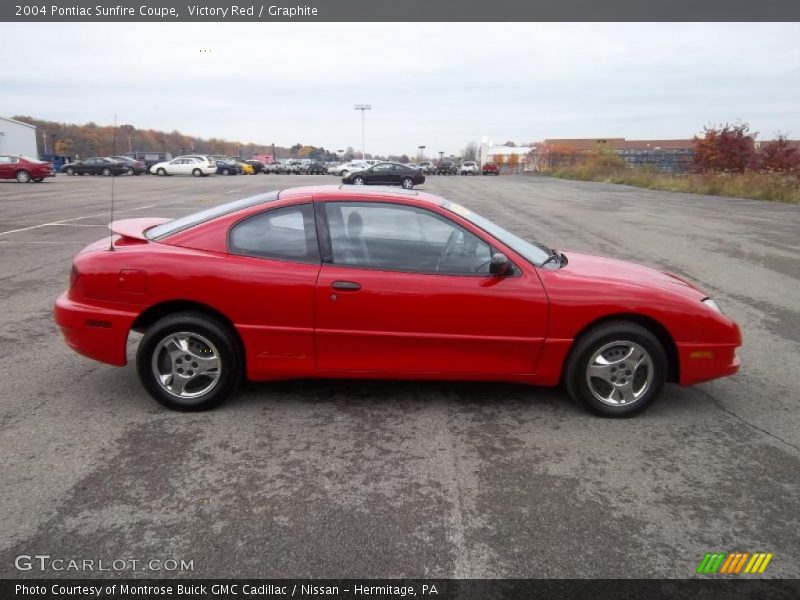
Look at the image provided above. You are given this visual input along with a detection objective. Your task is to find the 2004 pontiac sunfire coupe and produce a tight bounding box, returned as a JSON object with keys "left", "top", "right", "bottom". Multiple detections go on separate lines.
{"left": 54, "top": 185, "right": 741, "bottom": 416}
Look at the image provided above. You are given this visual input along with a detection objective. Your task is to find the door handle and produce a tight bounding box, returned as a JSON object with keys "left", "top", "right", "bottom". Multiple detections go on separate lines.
{"left": 331, "top": 281, "right": 361, "bottom": 291}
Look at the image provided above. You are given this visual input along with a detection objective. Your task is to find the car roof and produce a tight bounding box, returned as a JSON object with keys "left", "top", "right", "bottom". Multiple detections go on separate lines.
{"left": 279, "top": 184, "right": 445, "bottom": 206}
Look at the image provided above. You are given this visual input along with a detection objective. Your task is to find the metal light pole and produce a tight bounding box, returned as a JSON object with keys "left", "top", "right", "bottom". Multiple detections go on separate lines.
{"left": 439, "top": 151, "right": 444, "bottom": 163}
{"left": 354, "top": 104, "right": 372, "bottom": 159}
{"left": 418, "top": 145, "right": 425, "bottom": 161}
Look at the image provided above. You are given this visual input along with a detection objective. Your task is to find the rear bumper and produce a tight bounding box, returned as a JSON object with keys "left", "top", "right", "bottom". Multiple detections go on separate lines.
{"left": 54, "top": 293, "right": 138, "bottom": 367}
{"left": 677, "top": 342, "right": 741, "bottom": 386}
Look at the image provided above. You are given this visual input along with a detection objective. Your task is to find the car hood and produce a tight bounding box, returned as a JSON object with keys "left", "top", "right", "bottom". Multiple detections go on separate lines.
{"left": 559, "top": 251, "right": 705, "bottom": 296}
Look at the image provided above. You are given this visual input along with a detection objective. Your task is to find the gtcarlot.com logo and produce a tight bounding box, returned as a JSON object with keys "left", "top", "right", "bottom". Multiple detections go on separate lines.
{"left": 696, "top": 552, "right": 773, "bottom": 575}
{"left": 14, "top": 554, "right": 194, "bottom": 572}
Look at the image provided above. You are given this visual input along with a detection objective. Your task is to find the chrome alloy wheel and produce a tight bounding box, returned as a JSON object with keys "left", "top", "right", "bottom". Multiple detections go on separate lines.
{"left": 586, "top": 340, "right": 652, "bottom": 406}
{"left": 151, "top": 332, "right": 221, "bottom": 399}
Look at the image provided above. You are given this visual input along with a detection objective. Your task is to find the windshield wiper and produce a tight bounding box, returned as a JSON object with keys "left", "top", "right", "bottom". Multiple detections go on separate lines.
{"left": 540, "top": 249, "right": 563, "bottom": 268}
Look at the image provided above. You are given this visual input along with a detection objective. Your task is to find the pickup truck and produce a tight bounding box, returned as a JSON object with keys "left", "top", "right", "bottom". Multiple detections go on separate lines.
{"left": 435, "top": 161, "right": 458, "bottom": 175}
{"left": 460, "top": 161, "right": 478, "bottom": 175}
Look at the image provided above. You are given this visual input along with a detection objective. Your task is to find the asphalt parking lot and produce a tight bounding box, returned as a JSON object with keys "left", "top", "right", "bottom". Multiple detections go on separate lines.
{"left": 0, "top": 173, "right": 798, "bottom": 579}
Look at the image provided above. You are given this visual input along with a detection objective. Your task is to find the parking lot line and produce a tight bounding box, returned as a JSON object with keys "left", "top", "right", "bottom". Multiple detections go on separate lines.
{"left": 0, "top": 203, "right": 170, "bottom": 237}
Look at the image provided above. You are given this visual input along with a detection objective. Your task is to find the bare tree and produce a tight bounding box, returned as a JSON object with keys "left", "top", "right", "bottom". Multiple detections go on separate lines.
{"left": 462, "top": 142, "right": 478, "bottom": 162}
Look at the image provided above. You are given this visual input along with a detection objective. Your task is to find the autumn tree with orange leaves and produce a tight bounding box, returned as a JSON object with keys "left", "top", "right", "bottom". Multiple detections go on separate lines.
{"left": 692, "top": 123, "right": 757, "bottom": 173}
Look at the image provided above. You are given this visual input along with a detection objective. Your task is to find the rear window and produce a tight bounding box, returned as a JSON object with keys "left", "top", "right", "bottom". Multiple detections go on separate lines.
{"left": 146, "top": 191, "right": 280, "bottom": 240}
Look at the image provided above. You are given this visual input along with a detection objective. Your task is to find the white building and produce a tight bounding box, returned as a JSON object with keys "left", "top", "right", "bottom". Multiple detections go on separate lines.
{"left": 479, "top": 136, "right": 532, "bottom": 171}
{"left": 0, "top": 117, "right": 38, "bottom": 157}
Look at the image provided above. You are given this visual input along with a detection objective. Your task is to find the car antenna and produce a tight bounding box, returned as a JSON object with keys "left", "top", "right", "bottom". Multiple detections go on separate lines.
{"left": 109, "top": 113, "right": 117, "bottom": 252}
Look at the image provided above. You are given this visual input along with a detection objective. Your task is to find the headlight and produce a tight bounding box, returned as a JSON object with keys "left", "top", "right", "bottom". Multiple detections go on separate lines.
{"left": 702, "top": 298, "right": 723, "bottom": 315}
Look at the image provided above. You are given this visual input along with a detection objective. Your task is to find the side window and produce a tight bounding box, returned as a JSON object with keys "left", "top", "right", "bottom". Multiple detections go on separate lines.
{"left": 324, "top": 202, "right": 492, "bottom": 275}
{"left": 229, "top": 204, "right": 319, "bottom": 264}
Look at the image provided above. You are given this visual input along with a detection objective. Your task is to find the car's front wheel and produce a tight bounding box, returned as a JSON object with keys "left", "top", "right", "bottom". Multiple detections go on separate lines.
{"left": 565, "top": 321, "right": 667, "bottom": 417}
{"left": 101, "top": 168, "right": 112, "bottom": 176}
{"left": 15, "top": 170, "right": 31, "bottom": 183}
{"left": 192, "top": 168, "right": 202, "bottom": 177}
{"left": 401, "top": 177, "right": 414, "bottom": 189}
{"left": 65, "top": 167, "right": 75, "bottom": 176}
{"left": 353, "top": 176, "right": 365, "bottom": 185}
{"left": 156, "top": 168, "right": 166, "bottom": 176}
{"left": 137, "top": 312, "right": 242, "bottom": 411}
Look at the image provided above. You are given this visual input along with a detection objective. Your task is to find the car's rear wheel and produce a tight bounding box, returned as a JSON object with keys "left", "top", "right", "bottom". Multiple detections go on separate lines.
{"left": 156, "top": 168, "right": 166, "bottom": 176}
{"left": 15, "top": 170, "right": 31, "bottom": 183}
{"left": 565, "top": 321, "right": 666, "bottom": 417}
{"left": 353, "top": 176, "right": 365, "bottom": 185}
{"left": 101, "top": 168, "right": 112, "bottom": 176}
{"left": 65, "top": 167, "right": 75, "bottom": 176}
{"left": 401, "top": 177, "right": 414, "bottom": 189}
{"left": 137, "top": 312, "right": 242, "bottom": 411}
{"left": 192, "top": 168, "right": 202, "bottom": 177}
{"left": 125, "top": 167, "right": 134, "bottom": 175}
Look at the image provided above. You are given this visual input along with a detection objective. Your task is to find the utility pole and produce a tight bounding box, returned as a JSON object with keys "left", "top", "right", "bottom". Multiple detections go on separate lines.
{"left": 354, "top": 104, "right": 372, "bottom": 159}
{"left": 418, "top": 145, "right": 425, "bottom": 161}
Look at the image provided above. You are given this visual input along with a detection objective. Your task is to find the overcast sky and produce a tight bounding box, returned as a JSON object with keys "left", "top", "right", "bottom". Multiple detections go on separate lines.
{"left": 2, "top": 23, "right": 798, "bottom": 155}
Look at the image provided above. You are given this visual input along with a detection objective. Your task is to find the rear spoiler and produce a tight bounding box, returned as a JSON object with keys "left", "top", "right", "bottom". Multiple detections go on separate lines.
{"left": 109, "top": 218, "right": 171, "bottom": 241}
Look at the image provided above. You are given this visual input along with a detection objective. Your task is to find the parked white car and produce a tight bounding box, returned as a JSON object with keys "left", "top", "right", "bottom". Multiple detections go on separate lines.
{"left": 150, "top": 157, "right": 216, "bottom": 177}
{"left": 460, "top": 161, "right": 479, "bottom": 175}
{"left": 330, "top": 161, "right": 369, "bottom": 176}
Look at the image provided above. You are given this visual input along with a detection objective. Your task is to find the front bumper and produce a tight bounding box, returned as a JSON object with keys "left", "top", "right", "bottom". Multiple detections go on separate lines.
{"left": 677, "top": 342, "right": 741, "bottom": 386}
{"left": 54, "top": 293, "right": 138, "bottom": 367}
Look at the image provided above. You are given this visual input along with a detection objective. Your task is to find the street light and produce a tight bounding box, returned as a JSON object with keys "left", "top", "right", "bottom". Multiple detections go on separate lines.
{"left": 354, "top": 104, "right": 372, "bottom": 159}
{"left": 418, "top": 145, "right": 425, "bottom": 161}
{"left": 438, "top": 151, "right": 444, "bottom": 163}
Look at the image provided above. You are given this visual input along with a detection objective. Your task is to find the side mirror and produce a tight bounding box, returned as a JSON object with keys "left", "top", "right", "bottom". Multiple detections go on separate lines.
{"left": 489, "top": 253, "right": 511, "bottom": 277}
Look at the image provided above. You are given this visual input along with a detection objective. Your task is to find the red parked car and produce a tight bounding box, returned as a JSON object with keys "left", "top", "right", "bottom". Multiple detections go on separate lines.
{"left": 482, "top": 162, "right": 500, "bottom": 175}
{"left": 0, "top": 155, "right": 55, "bottom": 182}
{"left": 54, "top": 186, "right": 741, "bottom": 416}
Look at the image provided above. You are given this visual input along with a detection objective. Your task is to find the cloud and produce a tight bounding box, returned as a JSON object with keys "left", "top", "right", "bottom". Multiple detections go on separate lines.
{"left": 1, "top": 22, "right": 798, "bottom": 154}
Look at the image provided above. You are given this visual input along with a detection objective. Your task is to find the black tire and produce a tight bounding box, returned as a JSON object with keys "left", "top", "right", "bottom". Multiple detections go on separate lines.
{"left": 564, "top": 321, "right": 667, "bottom": 417}
{"left": 401, "top": 177, "right": 414, "bottom": 189}
{"left": 65, "top": 167, "right": 75, "bottom": 176}
{"left": 156, "top": 168, "right": 166, "bottom": 176}
{"left": 353, "top": 176, "right": 365, "bottom": 185}
{"left": 192, "top": 168, "right": 202, "bottom": 177}
{"left": 136, "top": 312, "right": 242, "bottom": 411}
{"left": 15, "top": 170, "right": 31, "bottom": 183}
{"left": 125, "top": 167, "right": 134, "bottom": 176}
{"left": 101, "top": 168, "right": 112, "bottom": 176}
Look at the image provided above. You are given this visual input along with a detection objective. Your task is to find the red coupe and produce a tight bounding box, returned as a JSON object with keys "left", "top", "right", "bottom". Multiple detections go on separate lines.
{"left": 54, "top": 186, "right": 741, "bottom": 416}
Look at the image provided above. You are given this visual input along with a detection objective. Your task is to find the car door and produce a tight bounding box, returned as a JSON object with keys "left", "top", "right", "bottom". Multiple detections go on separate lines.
{"left": 223, "top": 202, "right": 321, "bottom": 379}
{"left": 0, "top": 156, "right": 13, "bottom": 179}
{"left": 367, "top": 163, "right": 394, "bottom": 184}
{"left": 314, "top": 200, "right": 549, "bottom": 376}
{"left": 76, "top": 159, "right": 91, "bottom": 174}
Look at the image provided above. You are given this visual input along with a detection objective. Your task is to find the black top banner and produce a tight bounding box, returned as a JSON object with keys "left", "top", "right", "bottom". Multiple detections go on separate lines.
{"left": 3, "top": 0, "right": 800, "bottom": 22}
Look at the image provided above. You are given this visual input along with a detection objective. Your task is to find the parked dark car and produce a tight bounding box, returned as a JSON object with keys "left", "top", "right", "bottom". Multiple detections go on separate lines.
{"left": 216, "top": 159, "right": 241, "bottom": 176}
{"left": 482, "top": 162, "right": 500, "bottom": 176}
{"left": 112, "top": 156, "right": 147, "bottom": 175}
{"left": 342, "top": 162, "right": 425, "bottom": 189}
{"left": 124, "top": 151, "right": 173, "bottom": 171}
{"left": 307, "top": 160, "right": 327, "bottom": 175}
{"left": 244, "top": 160, "right": 265, "bottom": 174}
{"left": 0, "top": 155, "right": 55, "bottom": 182}
{"left": 61, "top": 157, "right": 128, "bottom": 176}
{"left": 436, "top": 161, "right": 458, "bottom": 175}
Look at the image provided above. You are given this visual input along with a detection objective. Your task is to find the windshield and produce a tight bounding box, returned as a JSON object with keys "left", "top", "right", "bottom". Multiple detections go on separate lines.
{"left": 443, "top": 201, "right": 552, "bottom": 266}
{"left": 146, "top": 191, "right": 280, "bottom": 240}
